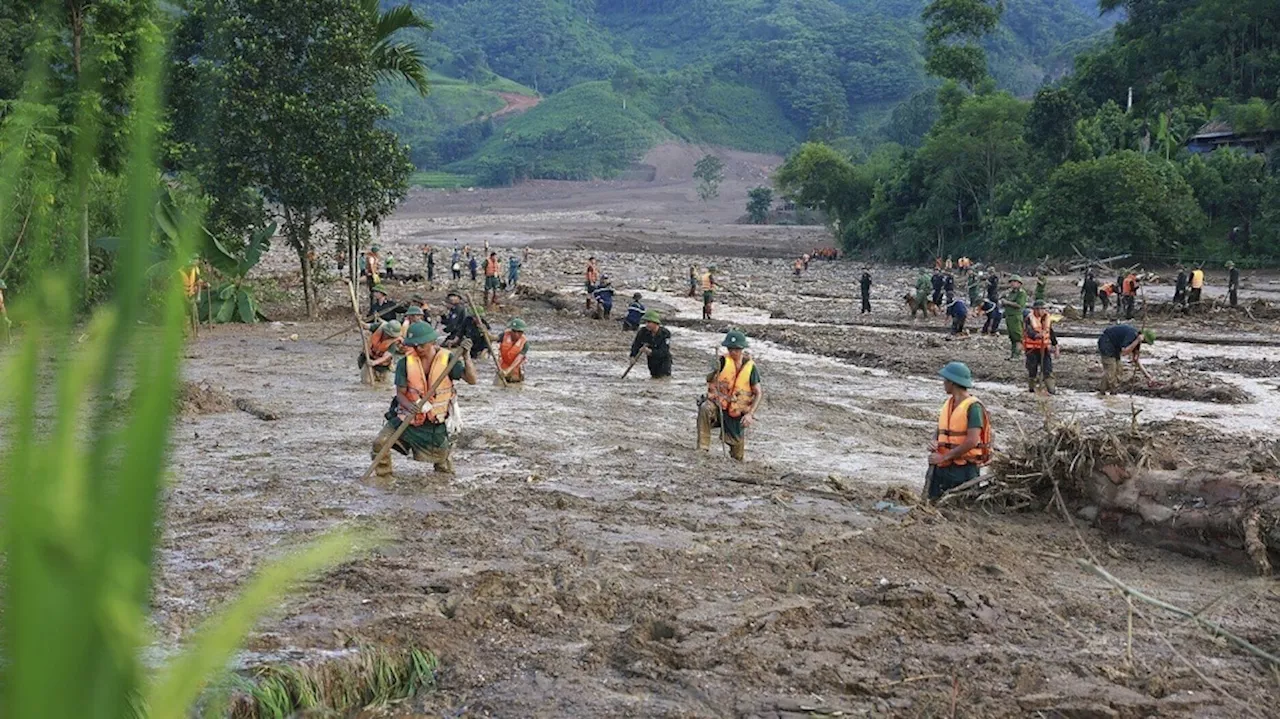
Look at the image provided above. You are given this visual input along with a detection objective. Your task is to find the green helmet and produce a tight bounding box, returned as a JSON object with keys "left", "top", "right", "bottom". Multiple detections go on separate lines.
{"left": 642, "top": 309, "right": 661, "bottom": 324}
{"left": 401, "top": 321, "right": 438, "bottom": 347}
{"left": 1032, "top": 299, "right": 1047, "bottom": 309}
{"left": 721, "top": 329, "right": 749, "bottom": 349}
{"left": 372, "top": 284, "right": 388, "bottom": 295}
{"left": 508, "top": 317, "right": 527, "bottom": 332}
{"left": 938, "top": 361, "right": 974, "bottom": 388}
{"left": 1008, "top": 275, "right": 1023, "bottom": 284}
{"left": 1225, "top": 261, "right": 1235, "bottom": 269}
{"left": 404, "top": 305, "right": 424, "bottom": 318}
{"left": 381, "top": 320, "right": 402, "bottom": 338}
{"left": 1141, "top": 329, "right": 1156, "bottom": 345}
{"left": 370, "top": 244, "right": 381, "bottom": 252}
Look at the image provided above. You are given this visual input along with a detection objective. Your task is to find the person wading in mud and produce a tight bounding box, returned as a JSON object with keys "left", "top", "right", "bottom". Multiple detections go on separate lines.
{"left": 1097, "top": 324, "right": 1155, "bottom": 395}
{"left": 622, "top": 292, "right": 646, "bottom": 331}
{"left": 1023, "top": 300, "right": 1058, "bottom": 394}
{"left": 697, "top": 330, "right": 761, "bottom": 461}
{"left": 585, "top": 257, "right": 601, "bottom": 311}
{"left": 483, "top": 251, "right": 501, "bottom": 308}
{"left": 1121, "top": 270, "right": 1140, "bottom": 319}
{"left": 629, "top": 310, "right": 672, "bottom": 379}
{"left": 497, "top": 318, "right": 528, "bottom": 383}
{"left": 1189, "top": 265, "right": 1205, "bottom": 306}
{"left": 1001, "top": 275, "right": 1028, "bottom": 360}
{"left": 1081, "top": 270, "right": 1098, "bottom": 318}
{"left": 859, "top": 269, "right": 872, "bottom": 314}
{"left": 367, "top": 285, "right": 400, "bottom": 323}
{"left": 372, "top": 322, "right": 477, "bottom": 478}
{"left": 926, "top": 362, "right": 992, "bottom": 500}
{"left": 701, "top": 265, "right": 718, "bottom": 320}
{"left": 361, "top": 320, "right": 403, "bottom": 383}
{"left": 362, "top": 244, "right": 383, "bottom": 311}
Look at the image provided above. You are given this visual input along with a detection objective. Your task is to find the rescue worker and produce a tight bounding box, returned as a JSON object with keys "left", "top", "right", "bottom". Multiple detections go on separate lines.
{"left": 1034, "top": 272, "right": 1048, "bottom": 303}
{"left": 943, "top": 271, "right": 955, "bottom": 304}
{"left": 181, "top": 264, "right": 203, "bottom": 333}
{"left": 425, "top": 247, "right": 436, "bottom": 286}
{"left": 914, "top": 270, "right": 932, "bottom": 319}
{"left": 1121, "top": 271, "right": 1139, "bottom": 319}
{"left": 497, "top": 318, "right": 528, "bottom": 383}
{"left": 946, "top": 298, "right": 968, "bottom": 336}
{"left": 931, "top": 269, "right": 944, "bottom": 307}
{"left": 1023, "top": 300, "right": 1058, "bottom": 394}
{"left": 1098, "top": 325, "right": 1155, "bottom": 395}
{"left": 451, "top": 256, "right": 462, "bottom": 281}
{"left": 384, "top": 253, "right": 397, "bottom": 280}
{"left": 701, "top": 266, "right": 717, "bottom": 320}
{"left": 507, "top": 255, "right": 521, "bottom": 289}
{"left": 793, "top": 257, "right": 804, "bottom": 277}
{"left": 362, "top": 320, "right": 403, "bottom": 383}
{"left": 697, "top": 330, "right": 761, "bottom": 461}
{"left": 585, "top": 257, "right": 601, "bottom": 310}
{"left": 1001, "top": 275, "right": 1028, "bottom": 360}
{"left": 1189, "top": 265, "right": 1205, "bottom": 306}
{"left": 368, "top": 285, "right": 400, "bottom": 322}
{"left": 629, "top": 310, "right": 672, "bottom": 379}
{"left": 688, "top": 266, "right": 698, "bottom": 297}
{"left": 622, "top": 292, "right": 646, "bottom": 331}
{"left": 926, "top": 362, "right": 992, "bottom": 500}
{"left": 440, "top": 293, "right": 467, "bottom": 342}
{"left": 591, "top": 276, "right": 616, "bottom": 319}
{"left": 1098, "top": 281, "right": 1115, "bottom": 315}
{"left": 363, "top": 245, "right": 383, "bottom": 311}
{"left": 966, "top": 270, "right": 981, "bottom": 307}
{"left": 371, "top": 323, "right": 478, "bottom": 478}
{"left": 483, "top": 251, "right": 500, "bottom": 308}
{"left": 986, "top": 271, "right": 1000, "bottom": 302}
{"left": 859, "top": 269, "right": 872, "bottom": 314}
{"left": 1081, "top": 271, "right": 1098, "bottom": 318}
{"left": 978, "top": 297, "right": 1002, "bottom": 335}
{"left": 402, "top": 304, "right": 426, "bottom": 326}
{"left": 445, "top": 306, "right": 491, "bottom": 361}
{"left": 467, "top": 253, "right": 478, "bottom": 282}
{"left": 1173, "top": 266, "right": 1187, "bottom": 306}
{"left": 1228, "top": 261, "right": 1239, "bottom": 307}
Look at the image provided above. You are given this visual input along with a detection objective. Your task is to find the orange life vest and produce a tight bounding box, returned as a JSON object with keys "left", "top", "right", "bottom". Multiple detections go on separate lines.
{"left": 936, "top": 395, "right": 992, "bottom": 467}
{"left": 365, "top": 251, "right": 381, "bottom": 279}
{"left": 1022, "top": 312, "right": 1051, "bottom": 351}
{"left": 1099, "top": 283, "right": 1114, "bottom": 297}
{"left": 700, "top": 272, "right": 714, "bottom": 291}
{"left": 1122, "top": 274, "right": 1138, "bottom": 296}
{"left": 369, "top": 328, "right": 396, "bottom": 356}
{"left": 485, "top": 256, "right": 499, "bottom": 277}
{"left": 1190, "top": 269, "right": 1204, "bottom": 289}
{"left": 403, "top": 350, "right": 455, "bottom": 426}
{"left": 709, "top": 355, "right": 756, "bottom": 418}
{"left": 499, "top": 331, "right": 526, "bottom": 376}
{"left": 586, "top": 264, "right": 599, "bottom": 285}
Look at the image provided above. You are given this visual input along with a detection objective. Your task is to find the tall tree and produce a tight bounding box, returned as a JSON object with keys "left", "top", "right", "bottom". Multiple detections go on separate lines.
{"left": 693, "top": 154, "right": 725, "bottom": 201}
{"left": 195, "top": 0, "right": 411, "bottom": 317}
{"left": 922, "top": 0, "right": 1004, "bottom": 88}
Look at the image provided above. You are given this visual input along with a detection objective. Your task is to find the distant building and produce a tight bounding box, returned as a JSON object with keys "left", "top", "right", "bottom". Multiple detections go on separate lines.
{"left": 1185, "top": 121, "right": 1278, "bottom": 156}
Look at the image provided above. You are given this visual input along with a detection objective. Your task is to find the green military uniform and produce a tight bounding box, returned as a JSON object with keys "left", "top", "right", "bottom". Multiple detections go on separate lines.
{"left": 1034, "top": 274, "right": 1047, "bottom": 302}
{"left": 914, "top": 271, "right": 931, "bottom": 318}
{"left": 966, "top": 272, "right": 981, "bottom": 306}
{"left": 697, "top": 330, "right": 760, "bottom": 461}
{"left": 372, "top": 323, "right": 467, "bottom": 478}
{"left": 1002, "top": 276, "right": 1028, "bottom": 360}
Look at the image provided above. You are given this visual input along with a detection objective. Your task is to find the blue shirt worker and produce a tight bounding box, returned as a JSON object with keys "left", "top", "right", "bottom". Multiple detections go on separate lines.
{"left": 622, "top": 292, "right": 645, "bottom": 330}
{"left": 946, "top": 298, "right": 968, "bottom": 335}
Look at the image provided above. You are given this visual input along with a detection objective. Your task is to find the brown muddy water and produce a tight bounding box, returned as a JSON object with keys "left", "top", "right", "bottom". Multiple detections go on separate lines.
{"left": 150, "top": 246, "right": 1280, "bottom": 717}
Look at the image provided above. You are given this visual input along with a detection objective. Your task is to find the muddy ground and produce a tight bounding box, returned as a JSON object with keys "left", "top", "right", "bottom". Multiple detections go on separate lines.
{"left": 157, "top": 168, "right": 1280, "bottom": 717}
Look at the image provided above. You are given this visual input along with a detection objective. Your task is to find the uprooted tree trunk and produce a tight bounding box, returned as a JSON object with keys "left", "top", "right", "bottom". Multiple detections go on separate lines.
{"left": 945, "top": 421, "right": 1280, "bottom": 575}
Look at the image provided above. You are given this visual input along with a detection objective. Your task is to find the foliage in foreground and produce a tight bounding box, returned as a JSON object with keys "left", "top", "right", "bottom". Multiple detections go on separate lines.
{"left": 0, "top": 8, "right": 373, "bottom": 719}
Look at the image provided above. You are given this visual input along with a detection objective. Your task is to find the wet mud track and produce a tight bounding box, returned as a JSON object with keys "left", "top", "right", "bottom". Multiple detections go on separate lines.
{"left": 159, "top": 251, "right": 1280, "bottom": 717}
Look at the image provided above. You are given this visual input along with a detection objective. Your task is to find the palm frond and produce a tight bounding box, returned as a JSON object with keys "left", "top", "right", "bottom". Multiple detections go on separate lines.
{"left": 375, "top": 5, "right": 430, "bottom": 42}
{"left": 372, "top": 42, "right": 429, "bottom": 96}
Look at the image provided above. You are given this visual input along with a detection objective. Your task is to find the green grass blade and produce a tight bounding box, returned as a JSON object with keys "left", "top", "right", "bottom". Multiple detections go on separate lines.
{"left": 144, "top": 530, "right": 372, "bottom": 719}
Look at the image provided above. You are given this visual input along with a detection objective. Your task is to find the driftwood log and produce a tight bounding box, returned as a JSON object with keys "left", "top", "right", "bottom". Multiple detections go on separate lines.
{"left": 944, "top": 422, "right": 1280, "bottom": 575}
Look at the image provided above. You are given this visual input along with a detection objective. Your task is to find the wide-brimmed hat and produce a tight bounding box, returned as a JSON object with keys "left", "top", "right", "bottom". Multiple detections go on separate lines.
{"left": 938, "top": 361, "right": 974, "bottom": 388}
{"left": 401, "top": 321, "right": 438, "bottom": 347}
{"left": 721, "top": 330, "right": 749, "bottom": 349}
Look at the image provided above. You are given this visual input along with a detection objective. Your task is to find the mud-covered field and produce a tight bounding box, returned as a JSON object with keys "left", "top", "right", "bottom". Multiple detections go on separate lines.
{"left": 155, "top": 175, "right": 1280, "bottom": 717}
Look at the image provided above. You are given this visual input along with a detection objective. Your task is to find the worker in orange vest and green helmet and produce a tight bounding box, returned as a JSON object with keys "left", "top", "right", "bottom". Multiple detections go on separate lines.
{"left": 698, "top": 329, "right": 762, "bottom": 461}
{"left": 926, "top": 362, "right": 992, "bottom": 500}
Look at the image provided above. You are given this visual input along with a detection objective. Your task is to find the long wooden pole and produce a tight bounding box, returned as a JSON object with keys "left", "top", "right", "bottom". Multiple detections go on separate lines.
{"left": 464, "top": 292, "right": 508, "bottom": 387}
{"left": 346, "top": 279, "right": 375, "bottom": 385}
{"left": 360, "top": 348, "right": 466, "bottom": 483}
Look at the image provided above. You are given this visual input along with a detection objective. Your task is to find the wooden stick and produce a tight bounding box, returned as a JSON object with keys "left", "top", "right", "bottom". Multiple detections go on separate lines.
{"left": 345, "top": 279, "right": 375, "bottom": 385}
{"left": 621, "top": 353, "right": 641, "bottom": 379}
{"left": 1076, "top": 559, "right": 1280, "bottom": 667}
{"left": 464, "top": 292, "right": 508, "bottom": 388}
{"left": 360, "top": 348, "right": 466, "bottom": 483}
{"left": 322, "top": 318, "right": 359, "bottom": 343}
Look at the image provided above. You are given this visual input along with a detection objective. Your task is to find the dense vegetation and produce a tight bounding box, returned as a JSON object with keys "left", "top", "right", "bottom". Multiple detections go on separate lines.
{"left": 393, "top": 0, "right": 1109, "bottom": 183}
{"left": 776, "top": 0, "right": 1280, "bottom": 264}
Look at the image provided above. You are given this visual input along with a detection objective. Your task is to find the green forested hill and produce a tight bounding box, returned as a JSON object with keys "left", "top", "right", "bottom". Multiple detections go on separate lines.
{"left": 393, "top": 0, "right": 1108, "bottom": 184}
